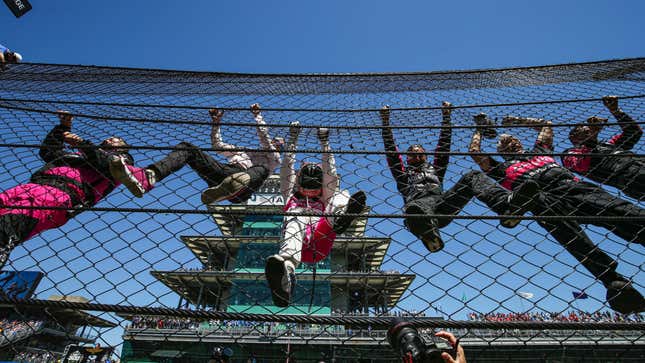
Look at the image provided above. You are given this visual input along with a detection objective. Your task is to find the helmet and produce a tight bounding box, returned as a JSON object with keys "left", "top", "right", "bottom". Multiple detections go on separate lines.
{"left": 12, "top": 52, "right": 22, "bottom": 63}
{"left": 298, "top": 163, "right": 323, "bottom": 190}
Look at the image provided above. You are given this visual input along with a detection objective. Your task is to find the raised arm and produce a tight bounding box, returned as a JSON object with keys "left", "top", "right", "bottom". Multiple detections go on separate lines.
{"left": 318, "top": 128, "right": 339, "bottom": 207}
{"left": 280, "top": 122, "right": 300, "bottom": 199}
{"left": 433, "top": 101, "right": 453, "bottom": 183}
{"left": 39, "top": 111, "right": 77, "bottom": 163}
{"left": 209, "top": 108, "right": 240, "bottom": 157}
{"left": 603, "top": 95, "right": 643, "bottom": 150}
{"left": 380, "top": 106, "right": 408, "bottom": 194}
{"left": 502, "top": 116, "right": 553, "bottom": 149}
{"left": 251, "top": 103, "right": 282, "bottom": 172}
{"left": 469, "top": 130, "right": 495, "bottom": 172}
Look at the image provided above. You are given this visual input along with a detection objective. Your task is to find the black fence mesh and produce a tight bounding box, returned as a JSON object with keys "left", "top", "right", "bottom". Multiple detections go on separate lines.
{"left": 0, "top": 59, "right": 644, "bottom": 362}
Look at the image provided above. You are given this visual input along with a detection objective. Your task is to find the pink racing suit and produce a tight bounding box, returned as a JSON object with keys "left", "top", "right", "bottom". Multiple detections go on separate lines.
{"left": 0, "top": 125, "right": 153, "bottom": 268}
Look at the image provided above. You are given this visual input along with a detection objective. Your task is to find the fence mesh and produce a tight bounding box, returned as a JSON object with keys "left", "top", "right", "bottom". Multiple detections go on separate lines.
{"left": 0, "top": 59, "right": 644, "bottom": 362}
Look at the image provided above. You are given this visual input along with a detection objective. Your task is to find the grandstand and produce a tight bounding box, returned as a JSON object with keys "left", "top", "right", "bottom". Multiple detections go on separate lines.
{"left": 0, "top": 295, "right": 116, "bottom": 362}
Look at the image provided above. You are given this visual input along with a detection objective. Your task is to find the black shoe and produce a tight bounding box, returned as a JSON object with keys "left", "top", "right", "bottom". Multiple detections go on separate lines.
{"left": 606, "top": 280, "right": 645, "bottom": 314}
{"left": 201, "top": 172, "right": 251, "bottom": 205}
{"left": 501, "top": 180, "right": 539, "bottom": 228}
{"left": 333, "top": 191, "right": 366, "bottom": 235}
{"left": 419, "top": 221, "right": 444, "bottom": 253}
{"left": 265, "top": 255, "right": 295, "bottom": 307}
{"left": 405, "top": 205, "right": 444, "bottom": 253}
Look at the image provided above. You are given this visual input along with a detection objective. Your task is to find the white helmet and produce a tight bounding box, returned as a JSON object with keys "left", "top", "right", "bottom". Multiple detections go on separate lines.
{"left": 13, "top": 52, "right": 22, "bottom": 62}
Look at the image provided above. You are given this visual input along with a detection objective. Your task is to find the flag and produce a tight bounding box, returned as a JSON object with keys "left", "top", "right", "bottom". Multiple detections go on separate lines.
{"left": 517, "top": 291, "right": 534, "bottom": 299}
{"left": 572, "top": 291, "right": 589, "bottom": 299}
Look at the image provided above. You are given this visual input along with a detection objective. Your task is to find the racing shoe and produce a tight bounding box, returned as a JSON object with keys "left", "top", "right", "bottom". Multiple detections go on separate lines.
{"left": 605, "top": 280, "right": 645, "bottom": 314}
{"left": 332, "top": 191, "right": 366, "bottom": 235}
{"left": 405, "top": 205, "right": 444, "bottom": 253}
{"left": 501, "top": 180, "right": 539, "bottom": 228}
{"left": 265, "top": 255, "right": 296, "bottom": 308}
{"left": 109, "top": 155, "right": 156, "bottom": 197}
{"left": 201, "top": 172, "right": 251, "bottom": 205}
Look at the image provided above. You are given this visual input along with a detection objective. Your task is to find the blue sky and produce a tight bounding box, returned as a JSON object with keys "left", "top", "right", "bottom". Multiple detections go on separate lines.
{"left": 2, "top": 1, "right": 644, "bottom": 73}
{"left": 1, "top": 0, "right": 644, "bottom": 355}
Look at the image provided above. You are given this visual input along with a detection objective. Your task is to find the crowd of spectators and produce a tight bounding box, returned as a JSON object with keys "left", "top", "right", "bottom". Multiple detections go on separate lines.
{"left": 333, "top": 309, "right": 427, "bottom": 317}
{"left": 0, "top": 316, "right": 44, "bottom": 344}
{"left": 12, "top": 349, "right": 57, "bottom": 363}
{"left": 468, "top": 310, "right": 645, "bottom": 323}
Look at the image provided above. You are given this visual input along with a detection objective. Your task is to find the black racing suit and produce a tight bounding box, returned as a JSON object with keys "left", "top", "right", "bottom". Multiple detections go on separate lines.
{"left": 147, "top": 142, "right": 269, "bottom": 203}
{"left": 381, "top": 121, "right": 512, "bottom": 238}
{"left": 487, "top": 141, "right": 645, "bottom": 285}
{"left": 561, "top": 111, "right": 644, "bottom": 200}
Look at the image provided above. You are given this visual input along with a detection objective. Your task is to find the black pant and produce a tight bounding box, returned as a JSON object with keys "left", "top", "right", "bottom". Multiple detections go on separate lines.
{"left": 528, "top": 180, "right": 644, "bottom": 284}
{"left": 0, "top": 214, "right": 38, "bottom": 271}
{"left": 544, "top": 180, "right": 645, "bottom": 244}
{"left": 597, "top": 159, "right": 645, "bottom": 201}
{"left": 404, "top": 170, "right": 510, "bottom": 230}
{"left": 147, "top": 142, "right": 270, "bottom": 201}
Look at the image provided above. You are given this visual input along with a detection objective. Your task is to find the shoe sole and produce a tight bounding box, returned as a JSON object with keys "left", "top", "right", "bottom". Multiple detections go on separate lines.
{"left": 265, "top": 256, "right": 290, "bottom": 307}
{"left": 109, "top": 157, "right": 144, "bottom": 197}
{"left": 201, "top": 172, "right": 251, "bottom": 204}
{"left": 421, "top": 228, "right": 444, "bottom": 253}
{"left": 333, "top": 191, "right": 366, "bottom": 234}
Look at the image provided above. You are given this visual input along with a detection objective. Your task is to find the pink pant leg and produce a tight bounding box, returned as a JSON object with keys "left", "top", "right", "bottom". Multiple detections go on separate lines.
{"left": 0, "top": 183, "right": 72, "bottom": 240}
{"left": 301, "top": 217, "right": 336, "bottom": 264}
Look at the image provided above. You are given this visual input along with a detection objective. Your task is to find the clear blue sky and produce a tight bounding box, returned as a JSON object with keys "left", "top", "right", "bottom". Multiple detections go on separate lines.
{"left": 2, "top": 0, "right": 644, "bottom": 73}
{"left": 1, "top": 0, "right": 644, "bottom": 355}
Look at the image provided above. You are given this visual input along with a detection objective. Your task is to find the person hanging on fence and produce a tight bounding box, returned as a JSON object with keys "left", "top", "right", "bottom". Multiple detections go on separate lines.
{"left": 562, "top": 95, "right": 643, "bottom": 200}
{"left": 469, "top": 115, "right": 645, "bottom": 314}
{"left": 0, "top": 111, "right": 151, "bottom": 270}
{"left": 379, "top": 103, "right": 538, "bottom": 254}
{"left": 265, "top": 123, "right": 366, "bottom": 307}
{"left": 110, "top": 104, "right": 284, "bottom": 205}
{"left": 0, "top": 43, "right": 22, "bottom": 71}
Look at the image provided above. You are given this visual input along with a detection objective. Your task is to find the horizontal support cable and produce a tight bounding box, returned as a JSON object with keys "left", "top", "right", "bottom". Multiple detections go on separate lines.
{"left": 1, "top": 143, "right": 644, "bottom": 158}
{"left": 0, "top": 204, "right": 641, "bottom": 222}
{"left": 0, "top": 94, "right": 644, "bottom": 113}
{"left": 3, "top": 297, "right": 644, "bottom": 331}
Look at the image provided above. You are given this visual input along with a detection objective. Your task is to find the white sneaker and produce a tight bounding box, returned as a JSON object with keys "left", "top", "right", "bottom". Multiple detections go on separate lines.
{"left": 201, "top": 172, "right": 251, "bottom": 204}
{"left": 109, "top": 155, "right": 145, "bottom": 197}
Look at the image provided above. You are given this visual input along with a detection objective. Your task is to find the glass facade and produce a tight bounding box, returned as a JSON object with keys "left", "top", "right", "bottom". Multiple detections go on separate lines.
{"left": 230, "top": 213, "right": 332, "bottom": 314}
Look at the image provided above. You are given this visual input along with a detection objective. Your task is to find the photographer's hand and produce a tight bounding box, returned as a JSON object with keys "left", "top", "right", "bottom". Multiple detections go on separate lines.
{"left": 435, "top": 331, "right": 466, "bottom": 363}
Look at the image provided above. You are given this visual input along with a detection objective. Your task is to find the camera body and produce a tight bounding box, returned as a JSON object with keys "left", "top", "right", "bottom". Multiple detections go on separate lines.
{"left": 387, "top": 321, "right": 454, "bottom": 363}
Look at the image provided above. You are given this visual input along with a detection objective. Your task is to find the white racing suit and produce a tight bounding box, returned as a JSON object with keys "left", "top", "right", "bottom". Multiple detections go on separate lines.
{"left": 211, "top": 113, "right": 281, "bottom": 172}
{"left": 278, "top": 134, "right": 350, "bottom": 271}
